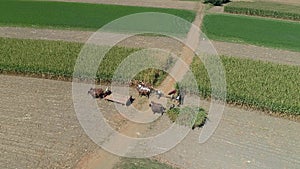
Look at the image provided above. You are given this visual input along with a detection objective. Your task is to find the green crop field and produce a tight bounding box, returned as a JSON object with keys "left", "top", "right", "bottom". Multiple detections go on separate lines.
{"left": 225, "top": 1, "right": 300, "bottom": 21}
{"left": 202, "top": 14, "right": 300, "bottom": 52}
{"left": 0, "top": 37, "right": 171, "bottom": 85}
{"left": 0, "top": 0, "right": 195, "bottom": 32}
{"left": 185, "top": 56, "right": 300, "bottom": 115}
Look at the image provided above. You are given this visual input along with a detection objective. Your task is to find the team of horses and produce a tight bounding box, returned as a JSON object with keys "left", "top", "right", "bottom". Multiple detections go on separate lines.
{"left": 88, "top": 81, "right": 154, "bottom": 99}
{"left": 88, "top": 81, "right": 183, "bottom": 115}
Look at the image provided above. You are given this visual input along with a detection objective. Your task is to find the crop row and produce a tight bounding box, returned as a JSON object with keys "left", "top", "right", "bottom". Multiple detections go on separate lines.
{"left": 180, "top": 56, "right": 300, "bottom": 115}
{"left": 224, "top": 1, "right": 300, "bottom": 21}
{"left": 0, "top": 37, "right": 170, "bottom": 85}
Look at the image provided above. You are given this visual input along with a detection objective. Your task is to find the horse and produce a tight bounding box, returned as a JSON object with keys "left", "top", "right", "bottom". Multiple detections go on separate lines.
{"left": 88, "top": 87, "right": 111, "bottom": 99}
{"left": 137, "top": 84, "right": 151, "bottom": 98}
{"left": 149, "top": 101, "right": 166, "bottom": 115}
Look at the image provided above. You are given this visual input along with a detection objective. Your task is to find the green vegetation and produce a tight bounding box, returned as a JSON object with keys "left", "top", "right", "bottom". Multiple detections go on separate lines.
{"left": 187, "top": 56, "right": 300, "bottom": 115}
{"left": 225, "top": 1, "right": 300, "bottom": 21}
{"left": 167, "top": 106, "right": 207, "bottom": 129}
{"left": 0, "top": 0, "right": 195, "bottom": 31}
{"left": 0, "top": 37, "right": 169, "bottom": 85}
{"left": 202, "top": 14, "right": 300, "bottom": 51}
{"left": 0, "top": 38, "right": 81, "bottom": 76}
{"left": 113, "top": 158, "right": 178, "bottom": 169}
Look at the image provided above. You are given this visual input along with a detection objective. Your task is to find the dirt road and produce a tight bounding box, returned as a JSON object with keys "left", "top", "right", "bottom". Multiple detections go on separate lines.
{"left": 41, "top": 0, "right": 198, "bottom": 10}
{"left": 1, "top": 75, "right": 299, "bottom": 169}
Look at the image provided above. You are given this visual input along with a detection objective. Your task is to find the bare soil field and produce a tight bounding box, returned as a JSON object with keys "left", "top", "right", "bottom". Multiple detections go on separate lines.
{"left": 0, "top": 74, "right": 172, "bottom": 169}
{"left": 42, "top": 0, "right": 198, "bottom": 10}
{"left": 0, "top": 75, "right": 98, "bottom": 169}
{"left": 1, "top": 75, "right": 299, "bottom": 169}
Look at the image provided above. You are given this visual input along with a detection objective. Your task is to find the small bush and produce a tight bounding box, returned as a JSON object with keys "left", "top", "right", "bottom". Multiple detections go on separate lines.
{"left": 114, "top": 158, "right": 178, "bottom": 169}
{"left": 204, "top": 0, "right": 230, "bottom": 6}
{"left": 167, "top": 106, "right": 207, "bottom": 129}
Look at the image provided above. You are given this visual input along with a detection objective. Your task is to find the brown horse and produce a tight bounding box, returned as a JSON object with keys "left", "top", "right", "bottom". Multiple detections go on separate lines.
{"left": 88, "top": 88, "right": 111, "bottom": 98}
{"left": 138, "top": 89, "right": 151, "bottom": 98}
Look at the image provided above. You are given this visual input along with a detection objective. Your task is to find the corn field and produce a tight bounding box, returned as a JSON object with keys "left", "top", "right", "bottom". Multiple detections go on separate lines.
{"left": 224, "top": 2, "right": 300, "bottom": 21}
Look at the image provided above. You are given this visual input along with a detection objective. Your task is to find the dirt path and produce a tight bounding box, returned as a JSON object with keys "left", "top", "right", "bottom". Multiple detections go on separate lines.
{"left": 0, "top": 27, "right": 184, "bottom": 55}
{"left": 0, "top": 1, "right": 202, "bottom": 168}
{"left": 73, "top": 3, "right": 206, "bottom": 168}
{"left": 212, "top": 40, "right": 300, "bottom": 66}
{"left": 158, "top": 2, "right": 204, "bottom": 93}
{"left": 1, "top": 75, "right": 299, "bottom": 169}
{"left": 41, "top": 0, "right": 198, "bottom": 10}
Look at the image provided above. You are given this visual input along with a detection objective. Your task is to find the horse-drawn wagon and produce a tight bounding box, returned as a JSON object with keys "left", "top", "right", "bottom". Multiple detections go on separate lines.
{"left": 104, "top": 93, "right": 133, "bottom": 106}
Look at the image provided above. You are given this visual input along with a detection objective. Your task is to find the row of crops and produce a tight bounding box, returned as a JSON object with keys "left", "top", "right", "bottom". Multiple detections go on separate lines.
{"left": 202, "top": 14, "right": 300, "bottom": 52}
{"left": 181, "top": 56, "right": 300, "bottom": 116}
{"left": 1, "top": 37, "right": 299, "bottom": 115}
{"left": 0, "top": 37, "right": 171, "bottom": 85}
{"left": 224, "top": 1, "right": 300, "bottom": 21}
